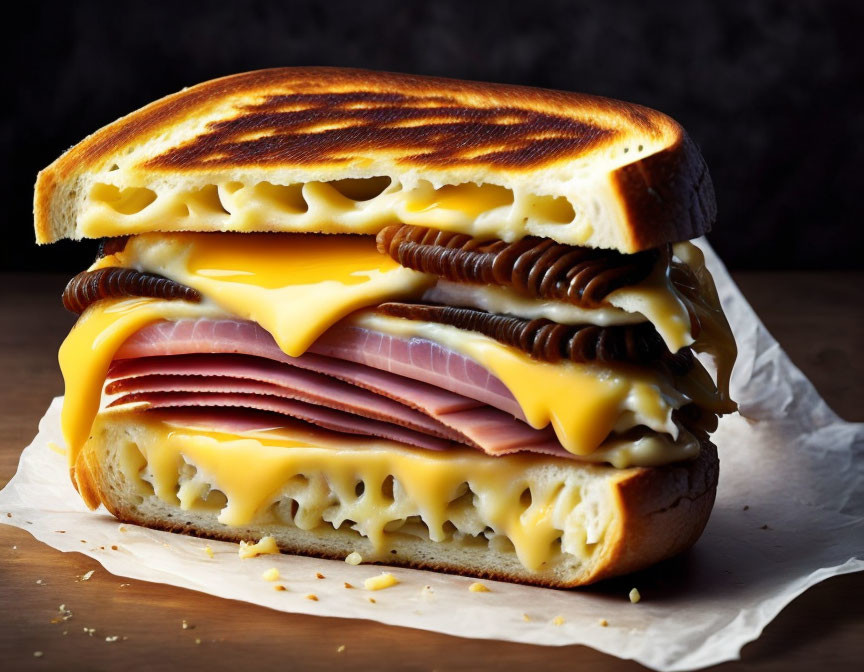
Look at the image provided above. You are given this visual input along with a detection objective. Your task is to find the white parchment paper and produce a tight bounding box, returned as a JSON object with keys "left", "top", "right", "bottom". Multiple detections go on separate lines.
{"left": 1, "top": 242, "right": 862, "bottom": 671}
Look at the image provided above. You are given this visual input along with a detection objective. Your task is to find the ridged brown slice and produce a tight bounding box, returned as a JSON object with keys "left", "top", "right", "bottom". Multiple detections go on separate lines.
{"left": 376, "top": 302, "right": 687, "bottom": 370}
{"left": 377, "top": 224, "right": 658, "bottom": 307}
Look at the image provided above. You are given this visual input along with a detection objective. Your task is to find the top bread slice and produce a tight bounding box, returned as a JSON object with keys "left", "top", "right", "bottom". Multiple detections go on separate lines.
{"left": 34, "top": 67, "right": 715, "bottom": 252}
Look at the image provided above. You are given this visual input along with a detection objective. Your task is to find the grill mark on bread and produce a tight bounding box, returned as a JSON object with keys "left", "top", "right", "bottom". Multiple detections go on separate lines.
{"left": 377, "top": 225, "right": 657, "bottom": 307}
{"left": 376, "top": 302, "right": 684, "bottom": 369}
{"left": 145, "top": 91, "right": 618, "bottom": 170}
{"left": 62, "top": 268, "right": 201, "bottom": 314}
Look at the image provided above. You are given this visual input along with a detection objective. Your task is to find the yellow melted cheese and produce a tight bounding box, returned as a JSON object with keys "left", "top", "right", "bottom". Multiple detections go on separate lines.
{"left": 94, "top": 411, "right": 622, "bottom": 572}
{"left": 354, "top": 312, "right": 684, "bottom": 455}
{"left": 116, "top": 233, "right": 433, "bottom": 356}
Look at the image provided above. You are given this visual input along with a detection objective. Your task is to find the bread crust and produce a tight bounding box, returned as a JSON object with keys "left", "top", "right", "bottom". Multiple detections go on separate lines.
{"left": 34, "top": 67, "right": 714, "bottom": 251}
{"left": 72, "top": 426, "right": 718, "bottom": 588}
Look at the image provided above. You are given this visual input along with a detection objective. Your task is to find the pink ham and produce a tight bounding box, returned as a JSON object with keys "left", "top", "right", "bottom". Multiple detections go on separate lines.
{"left": 110, "top": 391, "right": 452, "bottom": 451}
{"left": 110, "top": 318, "right": 572, "bottom": 458}
{"left": 106, "top": 356, "right": 458, "bottom": 441}
{"left": 115, "top": 318, "right": 525, "bottom": 420}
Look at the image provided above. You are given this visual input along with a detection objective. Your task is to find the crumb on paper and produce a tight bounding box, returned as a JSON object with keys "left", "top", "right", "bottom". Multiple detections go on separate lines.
{"left": 343, "top": 582, "right": 354, "bottom": 589}
{"left": 629, "top": 588, "right": 641, "bottom": 604}
{"left": 78, "top": 570, "right": 95, "bottom": 582}
{"left": 522, "top": 613, "right": 531, "bottom": 622}
{"left": 305, "top": 594, "right": 318, "bottom": 601}
{"left": 33, "top": 651, "right": 43, "bottom": 658}
{"left": 261, "top": 568, "right": 280, "bottom": 582}
{"left": 204, "top": 545, "right": 214, "bottom": 558}
{"left": 420, "top": 585, "right": 434, "bottom": 599}
{"left": 238, "top": 536, "right": 279, "bottom": 558}
{"left": 337, "top": 644, "right": 346, "bottom": 653}
{"left": 110, "top": 545, "right": 118, "bottom": 551}
{"left": 5, "top": 512, "right": 10, "bottom": 517}
{"left": 345, "top": 551, "right": 363, "bottom": 565}
{"left": 364, "top": 572, "right": 398, "bottom": 591}
{"left": 54, "top": 530, "right": 66, "bottom": 534}
{"left": 315, "top": 572, "right": 325, "bottom": 579}
{"left": 119, "top": 526, "right": 127, "bottom": 532}
{"left": 274, "top": 584, "right": 287, "bottom": 592}
{"left": 468, "top": 582, "right": 490, "bottom": 593}
{"left": 367, "top": 597, "right": 376, "bottom": 604}
{"left": 182, "top": 620, "right": 194, "bottom": 630}
{"left": 105, "top": 635, "right": 119, "bottom": 643}
{"left": 599, "top": 618, "right": 608, "bottom": 627}
{"left": 51, "top": 604, "right": 73, "bottom": 624}
{"left": 552, "top": 616, "right": 565, "bottom": 627}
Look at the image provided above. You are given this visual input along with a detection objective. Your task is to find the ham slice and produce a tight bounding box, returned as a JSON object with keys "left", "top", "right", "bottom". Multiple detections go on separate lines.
{"left": 110, "top": 318, "right": 571, "bottom": 458}
{"left": 110, "top": 391, "right": 452, "bottom": 451}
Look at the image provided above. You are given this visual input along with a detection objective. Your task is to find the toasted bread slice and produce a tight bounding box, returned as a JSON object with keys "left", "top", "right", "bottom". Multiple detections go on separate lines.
{"left": 73, "top": 412, "right": 718, "bottom": 588}
{"left": 35, "top": 67, "right": 714, "bottom": 253}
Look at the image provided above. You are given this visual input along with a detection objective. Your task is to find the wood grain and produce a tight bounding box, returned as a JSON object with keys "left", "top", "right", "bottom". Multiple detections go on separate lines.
{"left": 0, "top": 272, "right": 861, "bottom": 671}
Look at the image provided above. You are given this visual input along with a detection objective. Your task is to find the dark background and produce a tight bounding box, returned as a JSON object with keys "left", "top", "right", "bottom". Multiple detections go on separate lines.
{"left": 6, "top": 0, "right": 863, "bottom": 272}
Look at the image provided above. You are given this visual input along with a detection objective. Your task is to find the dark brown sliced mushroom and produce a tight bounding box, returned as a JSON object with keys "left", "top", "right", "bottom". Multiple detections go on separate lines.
{"left": 376, "top": 225, "right": 658, "bottom": 307}
{"left": 376, "top": 302, "right": 687, "bottom": 369}
{"left": 62, "top": 267, "right": 201, "bottom": 314}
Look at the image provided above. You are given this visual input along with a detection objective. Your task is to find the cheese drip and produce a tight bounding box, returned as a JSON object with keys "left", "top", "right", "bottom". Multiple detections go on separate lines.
{"left": 353, "top": 312, "right": 685, "bottom": 454}
{"left": 111, "top": 232, "right": 433, "bottom": 356}
{"left": 94, "top": 411, "right": 624, "bottom": 572}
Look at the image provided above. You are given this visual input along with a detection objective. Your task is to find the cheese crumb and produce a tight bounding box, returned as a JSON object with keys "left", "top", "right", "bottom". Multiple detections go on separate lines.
{"left": 629, "top": 588, "right": 641, "bottom": 604}
{"left": 305, "top": 594, "right": 318, "bottom": 601}
{"left": 261, "top": 568, "right": 280, "bottom": 582}
{"left": 315, "top": 572, "right": 325, "bottom": 579}
{"left": 522, "top": 613, "right": 531, "bottom": 622}
{"left": 468, "top": 582, "right": 490, "bottom": 593}
{"left": 204, "top": 545, "right": 214, "bottom": 558}
{"left": 274, "top": 584, "right": 287, "bottom": 591}
{"left": 238, "top": 536, "right": 279, "bottom": 558}
{"left": 599, "top": 618, "right": 609, "bottom": 627}
{"left": 337, "top": 645, "right": 346, "bottom": 653}
{"left": 344, "top": 582, "right": 354, "bottom": 589}
{"left": 344, "top": 551, "right": 363, "bottom": 565}
{"left": 552, "top": 616, "right": 565, "bottom": 626}
{"left": 364, "top": 572, "right": 399, "bottom": 591}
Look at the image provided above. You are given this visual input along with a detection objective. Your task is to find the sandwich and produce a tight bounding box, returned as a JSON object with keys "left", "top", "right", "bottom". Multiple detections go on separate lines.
{"left": 35, "top": 67, "right": 736, "bottom": 587}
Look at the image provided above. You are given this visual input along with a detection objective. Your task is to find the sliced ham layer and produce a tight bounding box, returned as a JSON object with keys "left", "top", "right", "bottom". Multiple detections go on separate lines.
{"left": 110, "top": 318, "right": 571, "bottom": 458}
{"left": 110, "top": 391, "right": 452, "bottom": 451}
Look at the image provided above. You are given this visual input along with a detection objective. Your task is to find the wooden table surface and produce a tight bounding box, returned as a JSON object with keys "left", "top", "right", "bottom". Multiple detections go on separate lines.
{"left": 1, "top": 272, "right": 861, "bottom": 671}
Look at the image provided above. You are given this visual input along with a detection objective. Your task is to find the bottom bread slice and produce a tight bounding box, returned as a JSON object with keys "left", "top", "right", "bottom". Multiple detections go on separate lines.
{"left": 71, "top": 411, "right": 719, "bottom": 588}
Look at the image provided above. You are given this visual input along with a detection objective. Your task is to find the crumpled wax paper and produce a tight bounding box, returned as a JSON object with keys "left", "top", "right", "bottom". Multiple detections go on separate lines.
{"left": 1, "top": 241, "right": 862, "bottom": 672}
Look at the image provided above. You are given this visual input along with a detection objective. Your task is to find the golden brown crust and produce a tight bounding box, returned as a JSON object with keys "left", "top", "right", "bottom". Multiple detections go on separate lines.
{"left": 73, "top": 429, "right": 718, "bottom": 588}
{"left": 34, "top": 67, "right": 714, "bottom": 249}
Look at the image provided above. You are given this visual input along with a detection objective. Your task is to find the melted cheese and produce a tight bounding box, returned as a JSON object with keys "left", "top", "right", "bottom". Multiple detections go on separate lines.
{"left": 93, "top": 412, "right": 624, "bottom": 572}
{"left": 59, "top": 298, "right": 226, "bottom": 466}
{"left": 354, "top": 313, "right": 686, "bottom": 454}
{"left": 117, "top": 233, "right": 432, "bottom": 356}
